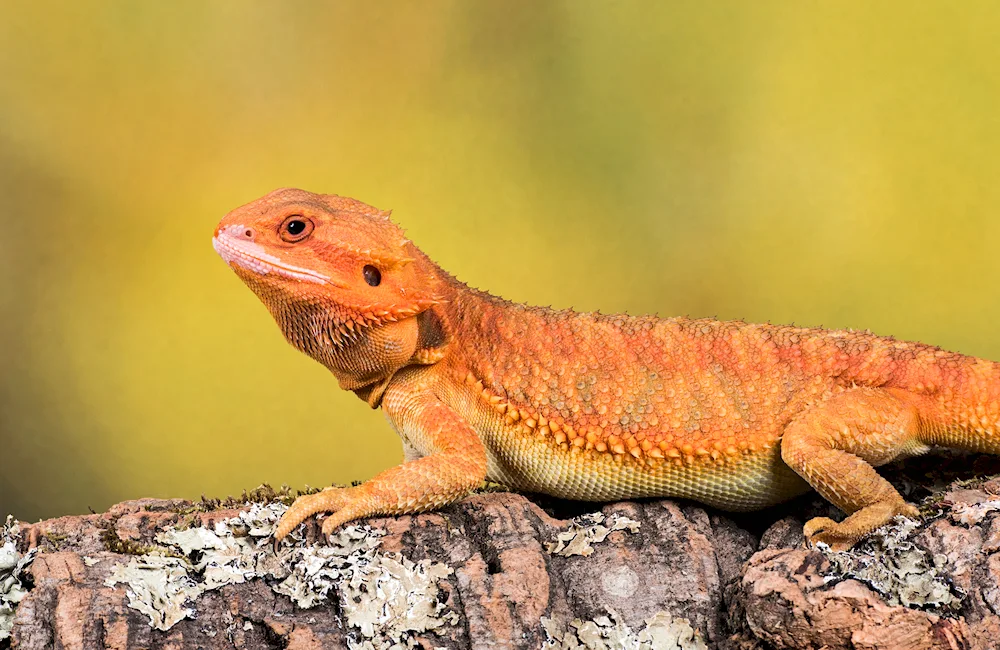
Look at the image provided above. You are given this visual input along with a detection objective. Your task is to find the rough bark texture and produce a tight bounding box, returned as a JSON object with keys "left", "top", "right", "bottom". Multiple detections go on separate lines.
{"left": 7, "top": 458, "right": 1000, "bottom": 649}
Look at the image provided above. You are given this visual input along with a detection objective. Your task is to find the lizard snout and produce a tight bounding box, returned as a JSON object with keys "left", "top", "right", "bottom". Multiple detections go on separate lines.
{"left": 215, "top": 224, "right": 256, "bottom": 241}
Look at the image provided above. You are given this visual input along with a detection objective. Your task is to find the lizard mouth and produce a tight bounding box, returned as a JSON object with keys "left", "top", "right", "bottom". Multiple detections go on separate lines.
{"left": 213, "top": 231, "right": 342, "bottom": 286}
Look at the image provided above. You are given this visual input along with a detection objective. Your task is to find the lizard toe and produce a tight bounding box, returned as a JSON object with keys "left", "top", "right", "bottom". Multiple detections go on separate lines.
{"left": 321, "top": 511, "right": 353, "bottom": 536}
{"left": 274, "top": 487, "right": 352, "bottom": 541}
{"left": 320, "top": 496, "right": 374, "bottom": 536}
{"left": 803, "top": 501, "right": 921, "bottom": 551}
{"left": 802, "top": 516, "right": 853, "bottom": 551}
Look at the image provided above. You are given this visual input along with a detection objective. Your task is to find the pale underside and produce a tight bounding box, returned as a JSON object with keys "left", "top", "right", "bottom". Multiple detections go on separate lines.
{"left": 387, "top": 375, "right": 813, "bottom": 511}
{"left": 477, "top": 428, "right": 810, "bottom": 511}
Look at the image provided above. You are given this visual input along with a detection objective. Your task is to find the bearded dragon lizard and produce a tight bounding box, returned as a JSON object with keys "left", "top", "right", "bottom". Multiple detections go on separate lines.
{"left": 213, "top": 188, "right": 1000, "bottom": 550}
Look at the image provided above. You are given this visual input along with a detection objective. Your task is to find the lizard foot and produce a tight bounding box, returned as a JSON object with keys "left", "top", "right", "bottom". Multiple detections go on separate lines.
{"left": 274, "top": 486, "right": 358, "bottom": 541}
{"left": 802, "top": 517, "right": 853, "bottom": 551}
{"left": 803, "top": 501, "right": 920, "bottom": 551}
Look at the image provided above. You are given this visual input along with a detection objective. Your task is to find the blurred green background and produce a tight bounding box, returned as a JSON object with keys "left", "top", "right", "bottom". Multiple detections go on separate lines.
{"left": 2, "top": 2, "right": 998, "bottom": 522}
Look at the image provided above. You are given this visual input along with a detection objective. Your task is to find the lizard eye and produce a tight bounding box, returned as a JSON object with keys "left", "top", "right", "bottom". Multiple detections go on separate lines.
{"left": 279, "top": 215, "right": 314, "bottom": 242}
{"left": 363, "top": 265, "right": 381, "bottom": 287}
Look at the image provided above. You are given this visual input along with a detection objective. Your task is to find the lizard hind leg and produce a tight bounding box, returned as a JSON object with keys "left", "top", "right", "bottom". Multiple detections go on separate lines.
{"left": 780, "top": 387, "right": 925, "bottom": 551}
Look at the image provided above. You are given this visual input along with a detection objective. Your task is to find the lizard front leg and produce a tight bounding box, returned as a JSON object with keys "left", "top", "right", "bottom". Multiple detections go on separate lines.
{"left": 780, "top": 387, "right": 923, "bottom": 550}
{"left": 274, "top": 392, "right": 487, "bottom": 541}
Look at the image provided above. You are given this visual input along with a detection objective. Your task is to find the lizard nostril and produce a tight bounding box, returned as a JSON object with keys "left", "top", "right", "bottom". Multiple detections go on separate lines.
{"left": 242, "top": 228, "right": 254, "bottom": 240}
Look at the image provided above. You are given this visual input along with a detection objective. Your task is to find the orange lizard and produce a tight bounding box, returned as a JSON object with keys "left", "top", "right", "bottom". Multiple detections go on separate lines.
{"left": 213, "top": 188, "right": 1000, "bottom": 550}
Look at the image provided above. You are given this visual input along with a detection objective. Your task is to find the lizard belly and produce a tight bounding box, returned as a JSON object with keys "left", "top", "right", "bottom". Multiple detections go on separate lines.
{"left": 479, "top": 423, "right": 809, "bottom": 511}
{"left": 385, "top": 378, "right": 810, "bottom": 512}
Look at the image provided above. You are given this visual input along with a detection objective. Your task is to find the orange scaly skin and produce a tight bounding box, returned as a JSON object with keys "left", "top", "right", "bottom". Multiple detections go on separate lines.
{"left": 214, "top": 189, "right": 1000, "bottom": 550}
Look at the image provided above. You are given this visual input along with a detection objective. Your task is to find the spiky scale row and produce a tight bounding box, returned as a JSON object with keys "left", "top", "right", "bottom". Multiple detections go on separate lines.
{"left": 462, "top": 370, "right": 750, "bottom": 469}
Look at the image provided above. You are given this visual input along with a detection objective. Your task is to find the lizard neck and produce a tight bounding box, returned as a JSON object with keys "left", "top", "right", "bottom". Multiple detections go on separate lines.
{"left": 273, "top": 249, "right": 457, "bottom": 406}
{"left": 434, "top": 280, "right": 572, "bottom": 399}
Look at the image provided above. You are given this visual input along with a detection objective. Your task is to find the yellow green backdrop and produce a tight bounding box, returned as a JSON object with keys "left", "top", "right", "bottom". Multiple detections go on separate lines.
{"left": 2, "top": 2, "right": 998, "bottom": 522}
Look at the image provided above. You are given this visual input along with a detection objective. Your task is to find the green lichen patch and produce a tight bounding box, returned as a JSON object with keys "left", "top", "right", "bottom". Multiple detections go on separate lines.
{"left": 99, "top": 520, "right": 182, "bottom": 559}
{"left": 39, "top": 532, "right": 67, "bottom": 548}
{"left": 1, "top": 516, "right": 37, "bottom": 643}
{"left": 201, "top": 483, "right": 319, "bottom": 510}
{"left": 169, "top": 483, "right": 324, "bottom": 515}
{"left": 820, "top": 517, "right": 963, "bottom": 611}
{"left": 545, "top": 512, "right": 641, "bottom": 557}
{"left": 541, "top": 609, "right": 707, "bottom": 650}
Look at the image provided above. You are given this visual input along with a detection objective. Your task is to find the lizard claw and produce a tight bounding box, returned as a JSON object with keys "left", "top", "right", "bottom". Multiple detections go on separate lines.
{"left": 803, "top": 516, "right": 852, "bottom": 551}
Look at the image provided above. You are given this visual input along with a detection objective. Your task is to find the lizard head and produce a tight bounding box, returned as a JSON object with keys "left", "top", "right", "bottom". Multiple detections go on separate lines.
{"left": 213, "top": 188, "right": 445, "bottom": 390}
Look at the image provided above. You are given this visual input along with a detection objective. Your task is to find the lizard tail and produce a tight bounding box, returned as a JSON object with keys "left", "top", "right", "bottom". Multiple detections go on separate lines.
{"left": 905, "top": 353, "right": 1000, "bottom": 454}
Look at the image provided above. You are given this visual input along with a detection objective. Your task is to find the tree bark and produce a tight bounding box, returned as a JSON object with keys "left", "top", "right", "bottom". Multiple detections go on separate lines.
{"left": 7, "top": 458, "right": 1000, "bottom": 649}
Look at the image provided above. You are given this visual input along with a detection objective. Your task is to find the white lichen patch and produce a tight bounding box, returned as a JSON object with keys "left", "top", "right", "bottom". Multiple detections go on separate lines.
{"left": 541, "top": 609, "right": 707, "bottom": 650}
{"left": 104, "top": 502, "right": 459, "bottom": 648}
{"left": 273, "top": 524, "right": 384, "bottom": 609}
{"left": 1, "top": 516, "right": 37, "bottom": 642}
{"left": 546, "top": 512, "right": 641, "bottom": 557}
{"left": 271, "top": 524, "right": 459, "bottom": 649}
{"left": 156, "top": 507, "right": 287, "bottom": 592}
{"left": 341, "top": 553, "right": 459, "bottom": 650}
{"left": 105, "top": 555, "right": 199, "bottom": 631}
{"left": 104, "top": 503, "right": 289, "bottom": 630}
{"left": 820, "top": 516, "right": 962, "bottom": 610}
{"left": 949, "top": 499, "right": 1000, "bottom": 526}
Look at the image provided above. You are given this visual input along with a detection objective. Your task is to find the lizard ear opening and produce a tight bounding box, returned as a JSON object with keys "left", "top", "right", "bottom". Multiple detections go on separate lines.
{"left": 417, "top": 308, "right": 447, "bottom": 349}
{"left": 363, "top": 265, "right": 382, "bottom": 287}
{"left": 412, "top": 308, "right": 450, "bottom": 364}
